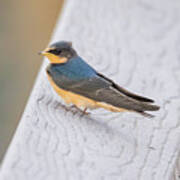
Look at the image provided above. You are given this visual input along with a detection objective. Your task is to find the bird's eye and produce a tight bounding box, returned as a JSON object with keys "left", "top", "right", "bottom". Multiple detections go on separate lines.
{"left": 49, "top": 49, "right": 62, "bottom": 55}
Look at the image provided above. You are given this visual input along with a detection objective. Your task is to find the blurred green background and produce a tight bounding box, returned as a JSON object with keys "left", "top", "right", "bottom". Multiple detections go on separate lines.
{"left": 0, "top": 0, "right": 64, "bottom": 162}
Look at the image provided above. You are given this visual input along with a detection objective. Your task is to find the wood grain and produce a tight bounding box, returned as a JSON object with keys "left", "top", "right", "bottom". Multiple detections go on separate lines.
{"left": 0, "top": 0, "right": 180, "bottom": 179}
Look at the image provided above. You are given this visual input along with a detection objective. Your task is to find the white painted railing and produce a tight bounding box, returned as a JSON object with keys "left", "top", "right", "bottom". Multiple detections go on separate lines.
{"left": 0, "top": 0, "right": 180, "bottom": 179}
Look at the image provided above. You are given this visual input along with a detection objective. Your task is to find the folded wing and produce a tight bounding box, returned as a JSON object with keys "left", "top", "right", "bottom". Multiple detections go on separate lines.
{"left": 97, "top": 73, "right": 154, "bottom": 103}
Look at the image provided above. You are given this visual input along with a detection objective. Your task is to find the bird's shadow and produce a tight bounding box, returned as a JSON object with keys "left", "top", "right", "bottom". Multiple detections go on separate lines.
{"left": 53, "top": 100, "right": 137, "bottom": 148}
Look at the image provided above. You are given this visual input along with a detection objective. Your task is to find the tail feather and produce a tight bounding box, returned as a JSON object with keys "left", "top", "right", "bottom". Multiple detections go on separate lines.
{"left": 133, "top": 101, "right": 160, "bottom": 118}
{"left": 137, "top": 111, "right": 155, "bottom": 118}
{"left": 140, "top": 103, "right": 160, "bottom": 112}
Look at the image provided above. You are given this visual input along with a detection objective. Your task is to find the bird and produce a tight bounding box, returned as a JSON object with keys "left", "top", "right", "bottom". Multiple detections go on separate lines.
{"left": 39, "top": 41, "right": 160, "bottom": 117}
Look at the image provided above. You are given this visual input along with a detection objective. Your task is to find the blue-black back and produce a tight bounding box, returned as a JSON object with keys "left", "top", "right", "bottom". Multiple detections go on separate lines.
{"left": 47, "top": 56, "right": 97, "bottom": 81}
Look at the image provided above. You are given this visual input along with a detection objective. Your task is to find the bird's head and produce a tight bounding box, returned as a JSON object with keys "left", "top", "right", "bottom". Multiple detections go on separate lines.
{"left": 39, "top": 41, "right": 77, "bottom": 63}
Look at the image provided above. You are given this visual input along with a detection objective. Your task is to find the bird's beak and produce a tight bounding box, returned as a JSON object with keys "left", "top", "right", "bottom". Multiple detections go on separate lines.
{"left": 38, "top": 49, "right": 48, "bottom": 56}
{"left": 38, "top": 47, "right": 54, "bottom": 56}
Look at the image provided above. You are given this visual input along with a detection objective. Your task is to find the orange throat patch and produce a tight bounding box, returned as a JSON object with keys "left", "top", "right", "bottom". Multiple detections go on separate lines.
{"left": 45, "top": 54, "right": 68, "bottom": 64}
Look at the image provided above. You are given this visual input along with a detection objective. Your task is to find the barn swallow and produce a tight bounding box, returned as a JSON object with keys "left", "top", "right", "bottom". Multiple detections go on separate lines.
{"left": 40, "top": 41, "right": 160, "bottom": 117}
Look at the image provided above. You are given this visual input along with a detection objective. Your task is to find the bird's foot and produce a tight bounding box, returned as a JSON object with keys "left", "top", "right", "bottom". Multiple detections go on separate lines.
{"left": 82, "top": 108, "right": 90, "bottom": 115}
{"left": 70, "top": 105, "right": 90, "bottom": 116}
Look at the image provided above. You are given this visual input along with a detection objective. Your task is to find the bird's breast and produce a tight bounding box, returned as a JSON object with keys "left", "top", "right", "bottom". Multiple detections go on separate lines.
{"left": 47, "top": 73, "right": 98, "bottom": 109}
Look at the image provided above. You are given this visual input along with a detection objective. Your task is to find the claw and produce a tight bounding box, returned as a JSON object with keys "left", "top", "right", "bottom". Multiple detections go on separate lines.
{"left": 71, "top": 105, "right": 90, "bottom": 116}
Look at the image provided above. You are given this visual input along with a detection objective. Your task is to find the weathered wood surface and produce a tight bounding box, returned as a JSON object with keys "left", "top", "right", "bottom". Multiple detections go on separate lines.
{"left": 0, "top": 0, "right": 180, "bottom": 179}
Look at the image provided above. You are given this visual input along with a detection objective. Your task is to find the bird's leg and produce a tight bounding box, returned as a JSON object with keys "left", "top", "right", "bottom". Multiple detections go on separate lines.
{"left": 70, "top": 105, "right": 89, "bottom": 115}
{"left": 70, "top": 105, "right": 80, "bottom": 115}
{"left": 81, "top": 107, "right": 91, "bottom": 116}
{"left": 83, "top": 108, "right": 88, "bottom": 114}
{"left": 70, "top": 105, "right": 81, "bottom": 111}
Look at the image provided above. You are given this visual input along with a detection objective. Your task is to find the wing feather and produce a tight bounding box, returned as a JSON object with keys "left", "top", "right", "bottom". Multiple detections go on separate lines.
{"left": 97, "top": 73, "right": 154, "bottom": 103}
